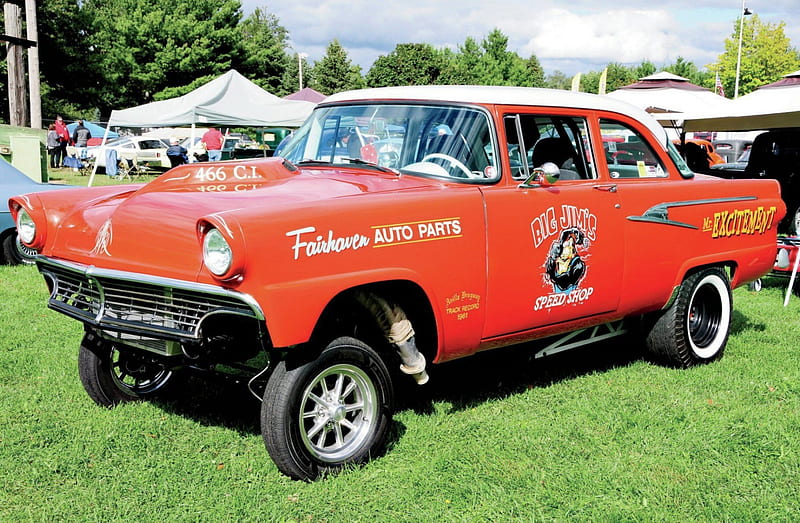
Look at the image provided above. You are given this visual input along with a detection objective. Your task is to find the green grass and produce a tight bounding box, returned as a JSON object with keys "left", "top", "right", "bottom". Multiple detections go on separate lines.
{"left": 1, "top": 266, "right": 799, "bottom": 521}
{"left": 45, "top": 166, "right": 162, "bottom": 187}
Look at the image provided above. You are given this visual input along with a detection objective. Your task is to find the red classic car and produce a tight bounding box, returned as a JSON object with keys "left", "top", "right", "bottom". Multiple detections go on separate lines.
{"left": 9, "top": 86, "right": 785, "bottom": 480}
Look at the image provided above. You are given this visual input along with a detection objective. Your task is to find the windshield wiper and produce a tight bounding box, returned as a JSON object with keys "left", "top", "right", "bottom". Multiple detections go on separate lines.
{"left": 342, "top": 157, "right": 398, "bottom": 174}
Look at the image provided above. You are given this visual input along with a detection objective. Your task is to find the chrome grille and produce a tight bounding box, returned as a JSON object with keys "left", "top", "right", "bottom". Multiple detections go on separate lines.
{"left": 39, "top": 258, "right": 264, "bottom": 341}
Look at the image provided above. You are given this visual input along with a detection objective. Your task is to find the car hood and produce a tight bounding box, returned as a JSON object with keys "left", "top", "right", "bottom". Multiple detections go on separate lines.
{"left": 43, "top": 158, "right": 448, "bottom": 279}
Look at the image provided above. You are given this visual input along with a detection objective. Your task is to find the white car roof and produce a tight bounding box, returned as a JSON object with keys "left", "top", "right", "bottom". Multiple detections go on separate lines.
{"left": 324, "top": 85, "right": 668, "bottom": 146}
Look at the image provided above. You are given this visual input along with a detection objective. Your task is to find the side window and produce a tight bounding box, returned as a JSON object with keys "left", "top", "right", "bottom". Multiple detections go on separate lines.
{"left": 504, "top": 114, "right": 595, "bottom": 181}
{"left": 599, "top": 119, "right": 667, "bottom": 179}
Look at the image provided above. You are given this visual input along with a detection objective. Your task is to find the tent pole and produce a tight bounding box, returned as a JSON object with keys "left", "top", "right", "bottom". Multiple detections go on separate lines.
{"left": 88, "top": 120, "right": 112, "bottom": 187}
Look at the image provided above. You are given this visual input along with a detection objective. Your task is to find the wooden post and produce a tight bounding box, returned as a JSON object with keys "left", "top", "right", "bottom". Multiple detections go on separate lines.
{"left": 26, "top": 0, "right": 41, "bottom": 129}
{"left": 4, "top": 1, "right": 28, "bottom": 127}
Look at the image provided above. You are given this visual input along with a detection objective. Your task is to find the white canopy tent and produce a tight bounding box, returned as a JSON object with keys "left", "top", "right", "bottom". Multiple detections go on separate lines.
{"left": 109, "top": 69, "right": 315, "bottom": 128}
{"left": 89, "top": 70, "right": 316, "bottom": 185}
{"left": 606, "top": 71, "right": 733, "bottom": 115}
{"left": 654, "top": 70, "right": 800, "bottom": 132}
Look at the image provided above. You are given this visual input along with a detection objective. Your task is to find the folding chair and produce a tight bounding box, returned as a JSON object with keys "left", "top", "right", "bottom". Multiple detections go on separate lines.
{"left": 79, "top": 156, "right": 95, "bottom": 176}
{"left": 117, "top": 158, "right": 134, "bottom": 181}
{"left": 124, "top": 155, "right": 153, "bottom": 180}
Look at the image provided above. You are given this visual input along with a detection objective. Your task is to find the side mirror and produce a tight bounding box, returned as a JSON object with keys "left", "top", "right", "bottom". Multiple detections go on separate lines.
{"left": 519, "top": 162, "right": 560, "bottom": 188}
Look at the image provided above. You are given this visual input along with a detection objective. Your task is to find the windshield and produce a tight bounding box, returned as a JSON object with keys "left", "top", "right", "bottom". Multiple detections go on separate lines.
{"left": 278, "top": 103, "right": 499, "bottom": 182}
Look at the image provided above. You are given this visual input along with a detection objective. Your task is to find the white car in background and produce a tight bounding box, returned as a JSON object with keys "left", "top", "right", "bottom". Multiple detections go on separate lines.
{"left": 87, "top": 136, "right": 171, "bottom": 169}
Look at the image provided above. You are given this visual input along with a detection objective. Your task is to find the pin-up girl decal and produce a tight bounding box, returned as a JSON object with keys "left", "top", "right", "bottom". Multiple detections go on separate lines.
{"left": 545, "top": 227, "right": 587, "bottom": 293}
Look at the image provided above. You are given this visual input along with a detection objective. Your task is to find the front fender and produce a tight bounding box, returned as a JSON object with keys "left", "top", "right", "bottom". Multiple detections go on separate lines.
{"left": 257, "top": 267, "right": 438, "bottom": 348}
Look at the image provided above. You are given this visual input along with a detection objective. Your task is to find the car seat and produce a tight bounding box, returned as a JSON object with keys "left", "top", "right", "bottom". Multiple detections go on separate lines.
{"left": 531, "top": 137, "right": 581, "bottom": 179}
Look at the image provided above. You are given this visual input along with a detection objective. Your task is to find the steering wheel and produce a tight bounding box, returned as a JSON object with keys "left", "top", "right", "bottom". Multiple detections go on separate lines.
{"left": 420, "top": 153, "right": 479, "bottom": 179}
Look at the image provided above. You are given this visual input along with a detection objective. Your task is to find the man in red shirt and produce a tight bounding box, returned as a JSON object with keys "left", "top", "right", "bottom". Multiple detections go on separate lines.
{"left": 202, "top": 127, "right": 225, "bottom": 161}
{"left": 54, "top": 115, "right": 71, "bottom": 167}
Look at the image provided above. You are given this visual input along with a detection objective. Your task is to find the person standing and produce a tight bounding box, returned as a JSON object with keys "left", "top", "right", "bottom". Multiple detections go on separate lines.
{"left": 72, "top": 119, "right": 92, "bottom": 158}
{"left": 202, "top": 127, "right": 224, "bottom": 162}
{"left": 72, "top": 119, "right": 92, "bottom": 147}
{"left": 54, "top": 115, "right": 71, "bottom": 167}
{"left": 46, "top": 124, "right": 60, "bottom": 169}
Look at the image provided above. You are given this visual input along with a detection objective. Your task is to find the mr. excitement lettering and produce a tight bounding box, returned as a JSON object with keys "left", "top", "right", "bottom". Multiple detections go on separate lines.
{"left": 709, "top": 206, "right": 777, "bottom": 238}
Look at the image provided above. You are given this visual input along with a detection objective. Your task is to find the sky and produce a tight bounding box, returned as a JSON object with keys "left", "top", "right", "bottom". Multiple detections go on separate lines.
{"left": 240, "top": 0, "right": 800, "bottom": 78}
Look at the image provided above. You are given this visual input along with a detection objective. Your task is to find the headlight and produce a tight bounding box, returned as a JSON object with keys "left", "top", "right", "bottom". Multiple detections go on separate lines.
{"left": 203, "top": 227, "right": 232, "bottom": 276}
{"left": 16, "top": 208, "right": 36, "bottom": 245}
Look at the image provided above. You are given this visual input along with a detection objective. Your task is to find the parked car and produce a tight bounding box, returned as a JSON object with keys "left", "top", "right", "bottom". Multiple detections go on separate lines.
{"left": 9, "top": 86, "right": 784, "bottom": 480}
{"left": 708, "top": 128, "right": 800, "bottom": 233}
{"left": 181, "top": 136, "right": 268, "bottom": 162}
{"left": 0, "top": 157, "right": 73, "bottom": 264}
{"left": 672, "top": 138, "right": 725, "bottom": 172}
{"left": 710, "top": 148, "right": 750, "bottom": 172}
{"left": 87, "top": 136, "right": 171, "bottom": 170}
{"left": 712, "top": 138, "right": 754, "bottom": 164}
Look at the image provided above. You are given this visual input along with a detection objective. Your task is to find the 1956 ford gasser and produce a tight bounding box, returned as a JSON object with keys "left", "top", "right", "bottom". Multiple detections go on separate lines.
{"left": 9, "top": 86, "right": 785, "bottom": 480}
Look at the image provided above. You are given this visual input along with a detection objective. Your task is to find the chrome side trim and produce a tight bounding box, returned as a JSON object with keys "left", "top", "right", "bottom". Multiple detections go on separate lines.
{"left": 627, "top": 196, "right": 757, "bottom": 229}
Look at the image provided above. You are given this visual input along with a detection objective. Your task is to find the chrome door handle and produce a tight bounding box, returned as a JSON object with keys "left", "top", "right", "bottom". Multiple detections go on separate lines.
{"left": 593, "top": 184, "right": 617, "bottom": 193}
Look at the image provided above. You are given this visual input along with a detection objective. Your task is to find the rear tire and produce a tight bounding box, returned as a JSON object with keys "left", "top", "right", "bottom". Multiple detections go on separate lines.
{"left": 261, "top": 336, "right": 394, "bottom": 480}
{"left": 645, "top": 268, "right": 731, "bottom": 367}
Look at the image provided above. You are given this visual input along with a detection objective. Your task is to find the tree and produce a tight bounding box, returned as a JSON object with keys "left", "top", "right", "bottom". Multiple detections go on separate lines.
{"left": 545, "top": 70, "right": 571, "bottom": 90}
{"left": 31, "top": 0, "right": 92, "bottom": 121}
{"left": 365, "top": 43, "right": 444, "bottom": 87}
{"left": 664, "top": 56, "right": 708, "bottom": 86}
{"left": 437, "top": 29, "right": 544, "bottom": 87}
{"left": 478, "top": 29, "right": 530, "bottom": 85}
{"left": 237, "top": 7, "right": 291, "bottom": 96}
{"left": 309, "top": 39, "right": 364, "bottom": 95}
{"left": 632, "top": 60, "right": 656, "bottom": 80}
{"left": 80, "top": 0, "right": 243, "bottom": 113}
{"left": 438, "top": 37, "right": 482, "bottom": 84}
{"left": 524, "top": 55, "right": 546, "bottom": 88}
{"left": 712, "top": 14, "right": 800, "bottom": 97}
{"left": 281, "top": 52, "right": 313, "bottom": 95}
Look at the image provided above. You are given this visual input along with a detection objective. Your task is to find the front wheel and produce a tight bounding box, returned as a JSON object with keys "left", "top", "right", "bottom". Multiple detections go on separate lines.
{"left": 1, "top": 232, "right": 36, "bottom": 265}
{"left": 261, "top": 336, "right": 394, "bottom": 480}
{"left": 78, "top": 334, "right": 174, "bottom": 407}
{"left": 645, "top": 268, "right": 731, "bottom": 367}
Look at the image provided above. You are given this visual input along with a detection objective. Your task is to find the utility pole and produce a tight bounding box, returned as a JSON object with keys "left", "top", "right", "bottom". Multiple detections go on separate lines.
{"left": 2, "top": 0, "right": 40, "bottom": 128}
{"left": 4, "top": 1, "right": 28, "bottom": 126}
{"left": 26, "top": 0, "right": 41, "bottom": 129}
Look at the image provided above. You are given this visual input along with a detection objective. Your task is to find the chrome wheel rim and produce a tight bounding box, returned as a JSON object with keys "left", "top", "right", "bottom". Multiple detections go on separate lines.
{"left": 299, "top": 363, "right": 378, "bottom": 463}
{"left": 110, "top": 348, "right": 172, "bottom": 395}
{"left": 15, "top": 235, "right": 37, "bottom": 265}
{"left": 687, "top": 275, "right": 730, "bottom": 358}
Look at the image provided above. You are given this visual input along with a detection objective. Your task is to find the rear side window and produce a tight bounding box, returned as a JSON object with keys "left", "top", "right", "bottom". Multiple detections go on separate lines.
{"left": 599, "top": 119, "right": 667, "bottom": 179}
{"left": 140, "top": 140, "right": 166, "bottom": 150}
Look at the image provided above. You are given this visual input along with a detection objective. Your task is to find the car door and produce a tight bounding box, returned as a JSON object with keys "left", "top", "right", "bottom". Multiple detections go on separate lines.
{"left": 481, "top": 112, "right": 625, "bottom": 339}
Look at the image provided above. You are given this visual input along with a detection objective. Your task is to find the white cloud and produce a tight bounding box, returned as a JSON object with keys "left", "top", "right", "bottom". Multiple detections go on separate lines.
{"left": 242, "top": 1, "right": 800, "bottom": 76}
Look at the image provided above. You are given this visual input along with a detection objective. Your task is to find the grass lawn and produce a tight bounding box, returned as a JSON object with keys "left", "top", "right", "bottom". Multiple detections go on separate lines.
{"left": 45, "top": 165, "right": 162, "bottom": 187}
{"left": 1, "top": 264, "right": 799, "bottom": 521}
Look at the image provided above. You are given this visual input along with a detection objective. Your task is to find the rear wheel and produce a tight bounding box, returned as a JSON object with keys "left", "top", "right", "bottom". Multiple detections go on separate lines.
{"left": 78, "top": 334, "right": 173, "bottom": 407}
{"left": 261, "top": 336, "right": 394, "bottom": 480}
{"left": 645, "top": 268, "right": 731, "bottom": 367}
